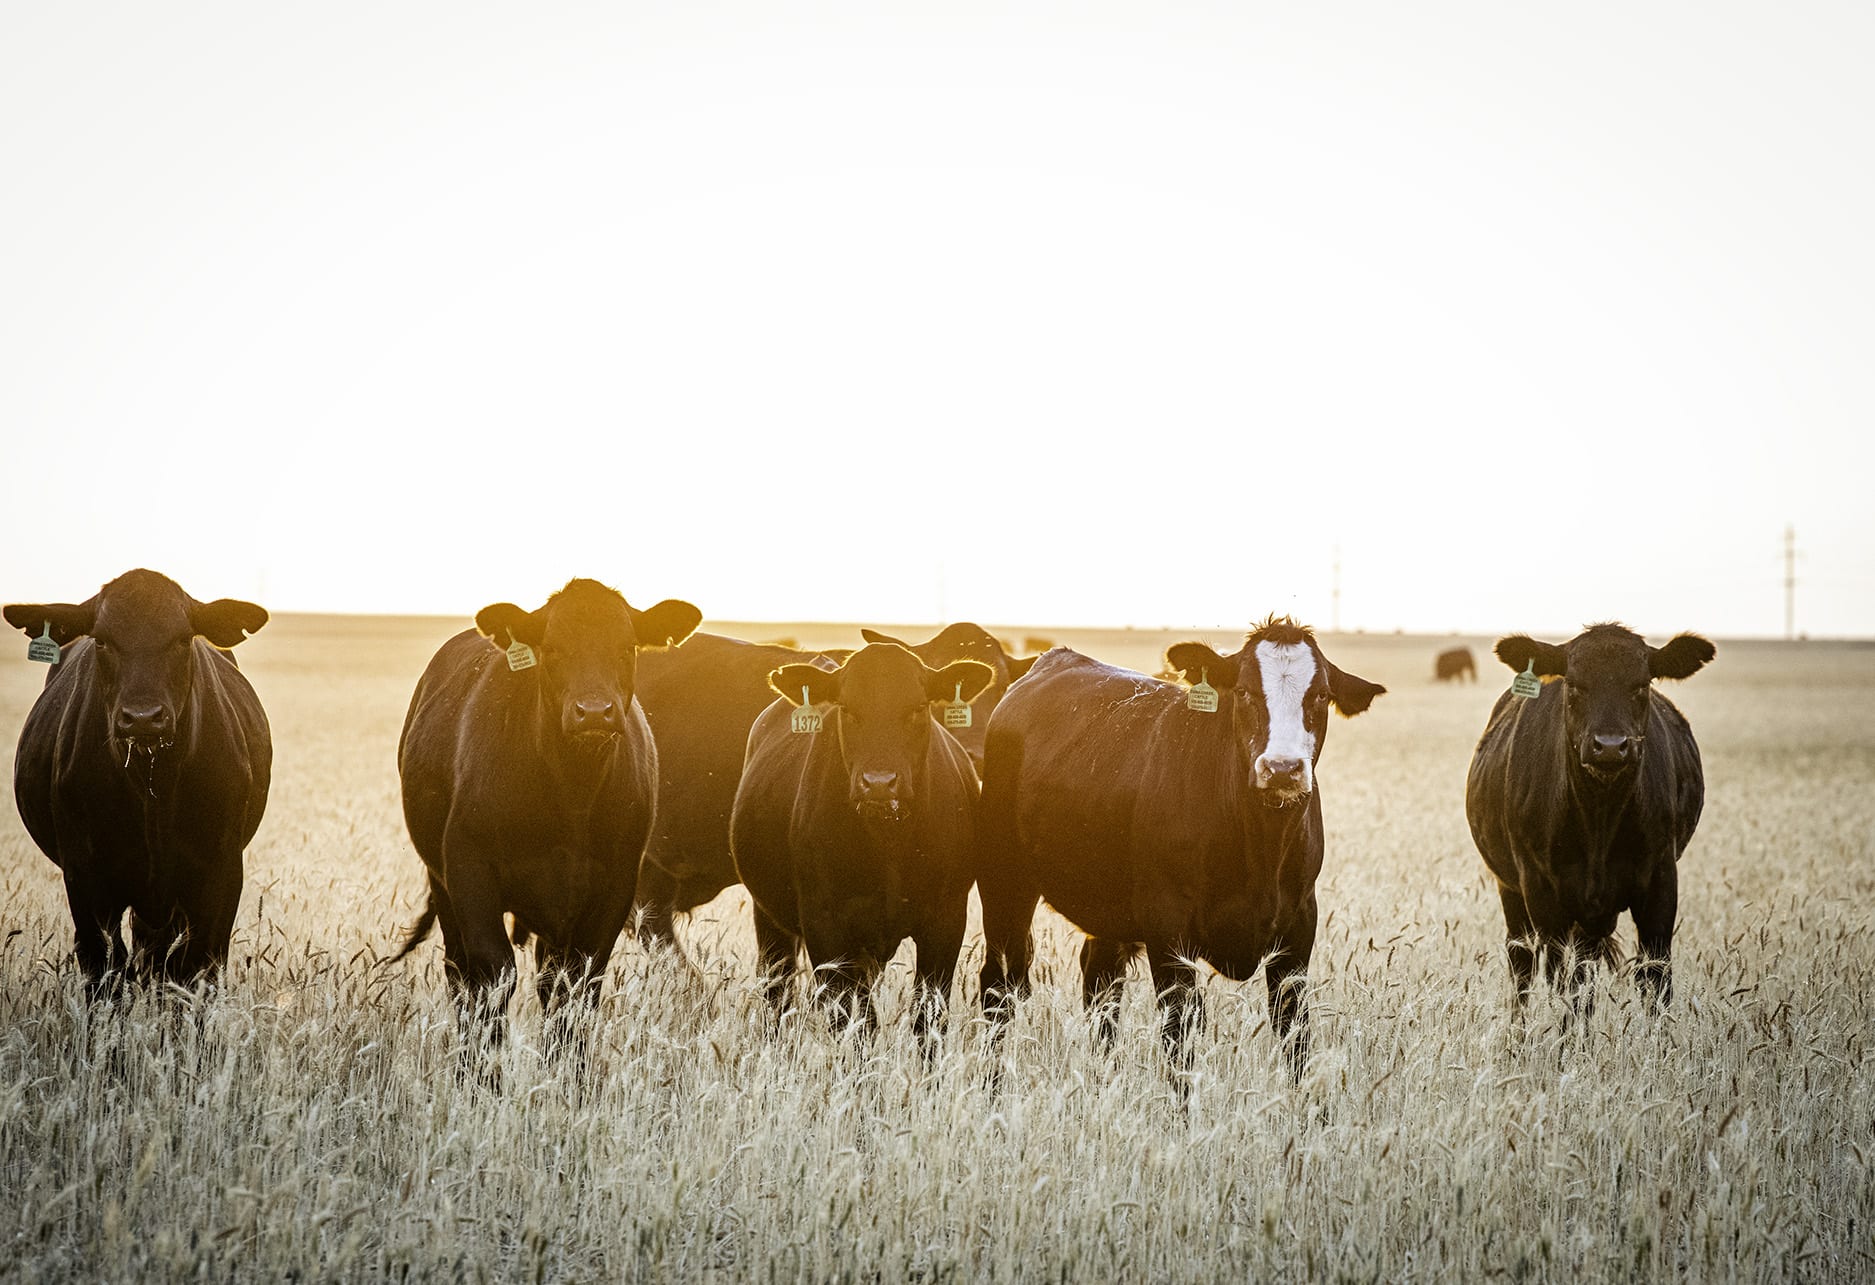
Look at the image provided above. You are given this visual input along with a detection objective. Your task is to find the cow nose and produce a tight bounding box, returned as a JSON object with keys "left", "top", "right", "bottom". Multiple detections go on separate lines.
{"left": 115, "top": 705, "right": 172, "bottom": 740}
{"left": 1259, "top": 757, "right": 1305, "bottom": 789}
{"left": 1587, "top": 734, "right": 1633, "bottom": 766}
{"left": 857, "top": 771, "right": 901, "bottom": 801}
{"left": 569, "top": 698, "right": 622, "bottom": 733}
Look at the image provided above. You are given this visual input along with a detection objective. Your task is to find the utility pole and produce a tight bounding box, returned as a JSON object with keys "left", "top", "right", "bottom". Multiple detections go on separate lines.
{"left": 1331, "top": 544, "right": 1342, "bottom": 634}
{"left": 1783, "top": 524, "right": 1798, "bottom": 640}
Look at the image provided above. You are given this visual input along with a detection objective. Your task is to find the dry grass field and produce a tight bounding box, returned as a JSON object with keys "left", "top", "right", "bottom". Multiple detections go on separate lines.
{"left": 1, "top": 616, "right": 1871, "bottom": 1282}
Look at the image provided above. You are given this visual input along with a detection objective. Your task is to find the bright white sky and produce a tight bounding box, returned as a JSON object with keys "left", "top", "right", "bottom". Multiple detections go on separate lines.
{"left": 3, "top": 3, "right": 1871, "bottom": 637}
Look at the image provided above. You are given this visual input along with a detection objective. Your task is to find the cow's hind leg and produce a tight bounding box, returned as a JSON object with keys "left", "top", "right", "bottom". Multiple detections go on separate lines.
{"left": 1265, "top": 891, "right": 1319, "bottom": 1082}
{"left": 1080, "top": 937, "right": 1139, "bottom": 1051}
{"left": 977, "top": 877, "right": 1040, "bottom": 1022}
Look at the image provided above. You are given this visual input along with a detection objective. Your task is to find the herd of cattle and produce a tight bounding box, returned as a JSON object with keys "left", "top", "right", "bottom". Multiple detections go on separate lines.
{"left": 4, "top": 570, "right": 1716, "bottom": 1071}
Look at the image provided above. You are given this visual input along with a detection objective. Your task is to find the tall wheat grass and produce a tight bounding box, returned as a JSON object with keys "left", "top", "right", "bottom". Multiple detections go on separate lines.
{"left": 2, "top": 620, "right": 1869, "bottom": 1282}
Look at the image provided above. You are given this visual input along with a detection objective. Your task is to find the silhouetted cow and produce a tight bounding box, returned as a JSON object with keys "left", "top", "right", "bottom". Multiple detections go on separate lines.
{"left": 977, "top": 617, "right": 1384, "bottom": 1074}
{"left": 1435, "top": 646, "right": 1476, "bottom": 683}
{"left": 6, "top": 570, "right": 271, "bottom": 988}
{"left": 731, "top": 643, "right": 993, "bottom": 1046}
{"left": 392, "top": 579, "right": 699, "bottom": 1046}
{"left": 632, "top": 622, "right": 1032, "bottom": 960}
{"left": 1466, "top": 623, "right": 1714, "bottom": 1007}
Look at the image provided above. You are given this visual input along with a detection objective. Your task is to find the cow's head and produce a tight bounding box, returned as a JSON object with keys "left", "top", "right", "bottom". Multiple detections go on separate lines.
{"left": 772, "top": 643, "right": 994, "bottom": 821}
{"left": 476, "top": 579, "right": 700, "bottom": 750}
{"left": 1495, "top": 624, "right": 1714, "bottom": 782}
{"left": 4, "top": 569, "right": 267, "bottom": 754}
{"left": 857, "top": 623, "right": 1040, "bottom": 768}
{"left": 1165, "top": 616, "right": 1385, "bottom": 808}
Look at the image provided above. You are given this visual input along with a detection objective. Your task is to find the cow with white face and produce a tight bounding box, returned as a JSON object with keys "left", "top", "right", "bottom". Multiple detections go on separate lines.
{"left": 975, "top": 616, "right": 1385, "bottom": 1075}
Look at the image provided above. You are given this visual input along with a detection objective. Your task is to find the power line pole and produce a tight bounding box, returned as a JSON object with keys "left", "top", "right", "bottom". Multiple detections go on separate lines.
{"left": 1331, "top": 544, "right": 1342, "bottom": 633}
{"left": 1783, "top": 524, "right": 1797, "bottom": 640}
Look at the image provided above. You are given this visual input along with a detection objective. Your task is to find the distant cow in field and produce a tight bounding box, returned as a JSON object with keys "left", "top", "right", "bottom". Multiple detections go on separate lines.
{"left": 976, "top": 616, "right": 1385, "bottom": 1074}
{"left": 1465, "top": 623, "right": 1714, "bottom": 1007}
{"left": 632, "top": 622, "right": 1033, "bottom": 959}
{"left": 393, "top": 579, "right": 700, "bottom": 1046}
{"left": 6, "top": 570, "right": 271, "bottom": 988}
{"left": 731, "top": 643, "right": 993, "bottom": 1046}
{"left": 1435, "top": 646, "right": 1476, "bottom": 683}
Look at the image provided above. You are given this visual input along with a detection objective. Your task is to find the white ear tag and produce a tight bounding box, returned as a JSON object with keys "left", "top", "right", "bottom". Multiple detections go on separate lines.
{"left": 1187, "top": 669, "right": 1219, "bottom": 713}
{"left": 1511, "top": 660, "right": 1541, "bottom": 700}
{"left": 790, "top": 687, "right": 823, "bottom": 734}
{"left": 27, "top": 623, "right": 60, "bottom": 665}
{"left": 505, "top": 636, "right": 538, "bottom": 672}
{"left": 942, "top": 682, "right": 972, "bottom": 729}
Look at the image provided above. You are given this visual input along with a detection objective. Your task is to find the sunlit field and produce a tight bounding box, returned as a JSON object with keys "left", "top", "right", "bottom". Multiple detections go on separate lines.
{"left": 2, "top": 617, "right": 1871, "bottom": 1282}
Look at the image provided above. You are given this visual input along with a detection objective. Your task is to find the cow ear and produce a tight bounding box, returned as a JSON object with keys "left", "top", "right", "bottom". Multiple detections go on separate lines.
{"left": 476, "top": 602, "right": 545, "bottom": 648}
{"left": 925, "top": 659, "right": 996, "bottom": 704}
{"left": 771, "top": 663, "right": 841, "bottom": 707}
{"left": 1495, "top": 634, "right": 1567, "bottom": 678}
{"left": 1649, "top": 633, "right": 1715, "bottom": 681}
{"left": 1005, "top": 652, "right": 1040, "bottom": 681}
{"left": 1165, "top": 641, "right": 1237, "bottom": 688}
{"left": 1324, "top": 660, "right": 1386, "bottom": 716}
{"left": 4, "top": 600, "right": 97, "bottom": 646}
{"left": 191, "top": 598, "right": 268, "bottom": 647}
{"left": 860, "top": 627, "right": 909, "bottom": 647}
{"left": 631, "top": 599, "right": 703, "bottom": 650}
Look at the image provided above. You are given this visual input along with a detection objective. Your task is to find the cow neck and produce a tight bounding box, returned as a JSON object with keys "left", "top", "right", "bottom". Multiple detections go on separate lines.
{"left": 1562, "top": 747, "right": 1641, "bottom": 854}
{"left": 517, "top": 676, "right": 619, "bottom": 803}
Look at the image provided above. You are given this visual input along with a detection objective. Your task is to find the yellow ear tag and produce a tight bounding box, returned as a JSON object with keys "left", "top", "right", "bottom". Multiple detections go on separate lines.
{"left": 790, "top": 686, "right": 823, "bottom": 734}
{"left": 1511, "top": 660, "right": 1541, "bottom": 700}
{"left": 505, "top": 636, "right": 538, "bottom": 672}
{"left": 27, "top": 622, "right": 60, "bottom": 665}
{"left": 1187, "top": 669, "right": 1219, "bottom": 713}
{"left": 943, "top": 682, "right": 972, "bottom": 730}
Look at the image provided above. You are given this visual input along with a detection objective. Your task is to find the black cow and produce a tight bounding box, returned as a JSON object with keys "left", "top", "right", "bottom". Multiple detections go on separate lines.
{"left": 730, "top": 643, "right": 993, "bottom": 1046}
{"left": 6, "top": 570, "right": 271, "bottom": 988}
{"left": 632, "top": 622, "right": 1033, "bottom": 959}
{"left": 1435, "top": 646, "right": 1476, "bottom": 683}
{"left": 392, "top": 579, "right": 700, "bottom": 1045}
{"left": 1466, "top": 623, "right": 1714, "bottom": 1007}
{"left": 977, "top": 617, "right": 1384, "bottom": 1074}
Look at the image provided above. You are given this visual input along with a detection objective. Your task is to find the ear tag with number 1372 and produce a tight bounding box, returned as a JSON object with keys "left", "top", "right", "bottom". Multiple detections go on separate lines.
{"left": 27, "top": 623, "right": 60, "bottom": 665}
{"left": 505, "top": 636, "right": 538, "bottom": 672}
{"left": 1511, "top": 661, "right": 1541, "bottom": 700}
{"left": 791, "top": 687, "right": 823, "bottom": 734}
{"left": 1187, "top": 669, "right": 1219, "bottom": 713}
{"left": 943, "top": 683, "right": 972, "bottom": 730}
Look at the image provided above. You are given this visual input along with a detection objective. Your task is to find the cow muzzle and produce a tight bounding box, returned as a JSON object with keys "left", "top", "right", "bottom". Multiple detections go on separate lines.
{"left": 1253, "top": 755, "right": 1313, "bottom": 806}
{"left": 1579, "top": 734, "right": 1639, "bottom": 781}
{"left": 114, "top": 704, "right": 175, "bottom": 749}
{"left": 851, "top": 770, "right": 905, "bottom": 821}
{"left": 564, "top": 697, "right": 625, "bottom": 744}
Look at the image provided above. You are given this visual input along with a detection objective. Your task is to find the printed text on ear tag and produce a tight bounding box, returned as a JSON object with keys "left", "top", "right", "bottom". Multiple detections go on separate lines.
{"left": 27, "top": 623, "right": 60, "bottom": 665}
{"left": 505, "top": 637, "right": 538, "bottom": 672}
{"left": 790, "top": 687, "right": 823, "bottom": 734}
{"left": 1511, "top": 661, "right": 1541, "bottom": 700}
{"left": 943, "top": 682, "right": 972, "bottom": 730}
{"left": 1187, "top": 670, "right": 1219, "bottom": 713}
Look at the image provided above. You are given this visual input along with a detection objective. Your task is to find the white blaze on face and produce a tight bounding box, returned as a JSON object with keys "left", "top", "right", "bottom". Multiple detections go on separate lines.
{"left": 1254, "top": 640, "right": 1318, "bottom": 794}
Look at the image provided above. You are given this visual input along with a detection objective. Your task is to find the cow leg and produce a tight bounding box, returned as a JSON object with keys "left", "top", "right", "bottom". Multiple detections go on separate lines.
{"left": 810, "top": 951, "right": 878, "bottom": 1040}
{"left": 911, "top": 911, "right": 968, "bottom": 1061}
{"left": 751, "top": 902, "right": 800, "bottom": 1024}
{"left": 1265, "top": 891, "right": 1320, "bottom": 1082}
{"left": 158, "top": 858, "right": 243, "bottom": 985}
{"left": 1079, "top": 937, "right": 1139, "bottom": 1051}
{"left": 631, "top": 858, "right": 685, "bottom": 957}
{"left": 533, "top": 937, "right": 602, "bottom": 1068}
{"left": 1497, "top": 883, "right": 1539, "bottom": 1007}
{"left": 1146, "top": 946, "right": 1205, "bottom": 1080}
{"left": 65, "top": 875, "right": 128, "bottom": 998}
{"left": 1632, "top": 863, "right": 1678, "bottom": 1008}
{"left": 977, "top": 880, "right": 1040, "bottom": 1022}
{"left": 434, "top": 871, "right": 516, "bottom": 1065}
